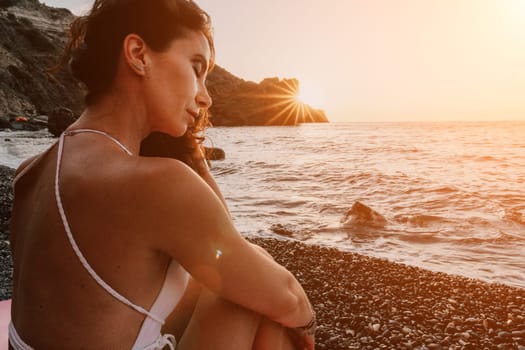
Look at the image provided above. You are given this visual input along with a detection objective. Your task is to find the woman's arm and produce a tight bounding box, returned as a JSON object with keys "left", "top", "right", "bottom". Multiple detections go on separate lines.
{"left": 135, "top": 159, "right": 314, "bottom": 329}
{"left": 200, "top": 168, "right": 275, "bottom": 260}
{"left": 199, "top": 166, "right": 230, "bottom": 214}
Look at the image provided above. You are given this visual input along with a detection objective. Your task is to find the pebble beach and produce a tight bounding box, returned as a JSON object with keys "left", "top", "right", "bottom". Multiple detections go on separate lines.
{"left": 1, "top": 166, "right": 524, "bottom": 349}
{"left": 248, "top": 237, "right": 525, "bottom": 350}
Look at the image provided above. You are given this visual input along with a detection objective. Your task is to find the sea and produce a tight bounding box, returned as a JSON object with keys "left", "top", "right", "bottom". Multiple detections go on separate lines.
{"left": 1, "top": 121, "right": 524, "bottom": 288}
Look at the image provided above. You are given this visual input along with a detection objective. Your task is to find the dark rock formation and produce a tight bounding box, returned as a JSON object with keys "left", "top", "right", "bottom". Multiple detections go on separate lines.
{"left": 207, "top": 67, "right": 328, "bottom": 126}
{"left": 0, "top": 1, "right": 329, "bottom": 130}
{"left": 204, "top": 147, "right": 225, "bottom": 161}
{"left": 0, "top": 0, "right": 84, "bottom": 119}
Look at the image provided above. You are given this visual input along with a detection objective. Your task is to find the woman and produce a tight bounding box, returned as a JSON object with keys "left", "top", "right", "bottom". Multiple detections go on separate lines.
{"left": 8, "top": 0, "right": 315, "bottom": 349}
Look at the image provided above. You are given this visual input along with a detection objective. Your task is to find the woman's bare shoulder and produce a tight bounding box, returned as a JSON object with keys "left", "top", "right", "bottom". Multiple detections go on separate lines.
{"left": 114, "top": 155, "right": 228, "bottom": 243}
{"left": 129, "top": 156, "right": 201, "bottom": 189}
{"left": 116, "top": 156, "right": 213, "bottom": 210}
{"left": 15, "top": 155, "right": 39, "bottom": 176}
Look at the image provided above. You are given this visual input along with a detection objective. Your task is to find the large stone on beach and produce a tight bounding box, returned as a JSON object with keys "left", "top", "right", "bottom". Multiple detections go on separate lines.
{"left": 47, "top": 107, "right": 75, "bottom": 136}
{"left": 204, "top": 147, "right": 225, "bottom": 161}
{"left": 0, "top": 115, "right": 10, "bottom": 129}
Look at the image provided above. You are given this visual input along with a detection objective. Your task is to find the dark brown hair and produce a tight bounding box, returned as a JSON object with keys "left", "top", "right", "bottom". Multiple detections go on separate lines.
{"left": 61, "top": 0, "right": 214, "bottom": 105}
{"left": 57, "top": 0, "right": 215, "bottom": 174}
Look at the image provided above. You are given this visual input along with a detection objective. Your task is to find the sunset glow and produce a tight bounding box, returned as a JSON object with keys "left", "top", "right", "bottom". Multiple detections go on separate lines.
{"left": 241, "top": 79, "right": 322, "bottom": 125}
{"left": 48, "top": 0, "right": 525, "bottom": 122}
{"left": 294, "top": 80, "right": 326, "bottom": 110}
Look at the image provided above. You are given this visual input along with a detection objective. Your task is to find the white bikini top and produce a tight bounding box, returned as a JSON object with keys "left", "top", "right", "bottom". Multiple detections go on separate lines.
{"left": 10, "top": 129, "right": 189, "bottom": 350}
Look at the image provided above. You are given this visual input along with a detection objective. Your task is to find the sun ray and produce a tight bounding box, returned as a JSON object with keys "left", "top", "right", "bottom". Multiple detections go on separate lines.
{"left": 265, "top": 100, "right": 298, "bottom": 125}
{"left": 232, "top": 78, "right": 323, "bottom": 125}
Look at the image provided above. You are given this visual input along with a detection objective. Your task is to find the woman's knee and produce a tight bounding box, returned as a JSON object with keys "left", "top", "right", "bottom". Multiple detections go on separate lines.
{"left": 177, "top": 289, "right": 262, "bottom": 350}
{"left": 253, "top": 317, "right": 296, "bottom": 350}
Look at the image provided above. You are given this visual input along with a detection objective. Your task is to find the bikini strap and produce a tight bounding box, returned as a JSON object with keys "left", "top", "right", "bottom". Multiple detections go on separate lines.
{"left": 8, "top": 322, "right": 34, "bottom": 350}
{"left": 55, "top": 130, "right": 164, "bottom": 325}
{"left": 63, "top": 129, "right": 133, "bottom": 155}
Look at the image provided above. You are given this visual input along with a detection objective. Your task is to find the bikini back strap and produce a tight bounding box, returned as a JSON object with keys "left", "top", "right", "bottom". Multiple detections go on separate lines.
{"left": 8, "top": 322, "right": 34, "bottom": 350}
{"left": 54, "top": 131, "right": 164, "bottom": 325}
{"left": 63, "top": 129, "right": 132, "bottom": 155}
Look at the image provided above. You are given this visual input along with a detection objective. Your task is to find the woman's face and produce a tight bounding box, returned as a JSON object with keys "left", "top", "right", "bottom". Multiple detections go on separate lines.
{"left": 145, "top": 30, "right": 212, "bottom": 137}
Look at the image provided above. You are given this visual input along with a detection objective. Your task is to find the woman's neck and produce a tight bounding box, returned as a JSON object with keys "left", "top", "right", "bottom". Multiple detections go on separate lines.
{"left": 67, "top": 90, "right": 150, "bottom": 156}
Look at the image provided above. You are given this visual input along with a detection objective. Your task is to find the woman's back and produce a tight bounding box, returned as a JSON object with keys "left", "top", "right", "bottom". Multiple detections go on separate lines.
{"left": 10, "top": 135, "right": 178, "bottom": 348}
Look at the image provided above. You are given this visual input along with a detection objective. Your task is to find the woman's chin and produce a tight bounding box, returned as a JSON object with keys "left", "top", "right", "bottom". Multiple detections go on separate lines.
{"left": 155, "top": 125, "right": 188, "bottom": 139}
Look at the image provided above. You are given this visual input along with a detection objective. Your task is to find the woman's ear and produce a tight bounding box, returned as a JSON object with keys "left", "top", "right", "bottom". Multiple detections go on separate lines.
{"left": 123, "top": 34, "right": 148, "bottom": 75}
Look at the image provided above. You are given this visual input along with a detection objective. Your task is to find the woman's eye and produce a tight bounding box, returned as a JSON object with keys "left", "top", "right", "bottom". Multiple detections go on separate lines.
{"left": 193, "top": 64, "right": 202, "bottom": 76}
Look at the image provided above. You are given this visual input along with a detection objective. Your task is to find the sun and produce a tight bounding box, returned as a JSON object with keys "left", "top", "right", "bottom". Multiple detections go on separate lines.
{"left": 242, "top": 77, "right": 327, "bottom": 125}
{"left": 294, "top": 80, "right": 325, "bottom": 109}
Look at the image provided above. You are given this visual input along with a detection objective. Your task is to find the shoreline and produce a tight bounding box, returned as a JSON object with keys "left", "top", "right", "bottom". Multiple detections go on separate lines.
{"left": 1, "top": 166, "right": 524, "bottom": 348}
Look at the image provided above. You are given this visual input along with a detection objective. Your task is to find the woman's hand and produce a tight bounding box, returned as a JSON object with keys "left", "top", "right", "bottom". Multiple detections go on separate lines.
{"left": 303, "top": 334, "right": 315, "bottom": 350}
{"left": 286, "top": 328, "right": 315, "bottom": 350}
{"left": 286, "top": 305, "right": 316, "bottom": 350}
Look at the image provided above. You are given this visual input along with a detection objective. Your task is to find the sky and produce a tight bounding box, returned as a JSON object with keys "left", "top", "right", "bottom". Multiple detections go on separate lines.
{"left": 43, "top": 0, "right": 525, "bottom": 122}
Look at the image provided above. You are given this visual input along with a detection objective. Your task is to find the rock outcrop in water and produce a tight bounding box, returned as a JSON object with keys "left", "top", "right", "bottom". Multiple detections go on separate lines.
{"left": 207, "top": 68, "right": 328, "bottom": 126}
{"left": 0, "top": 0, "right": 328, "bottom": 129}
{"left": 341, "top": 201, "right": 388, "bottom": 228}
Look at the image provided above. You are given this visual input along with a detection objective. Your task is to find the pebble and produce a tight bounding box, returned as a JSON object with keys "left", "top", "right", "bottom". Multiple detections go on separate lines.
{"left": 345, "top": 329, "right": 355, "bottom": 336}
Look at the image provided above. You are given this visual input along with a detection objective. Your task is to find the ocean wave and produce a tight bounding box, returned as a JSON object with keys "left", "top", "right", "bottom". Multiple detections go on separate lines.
{"left": 244, "top": 161, "right": 283, "bottom": 169}
{"left": 211, "top": 167, "right": 238, "bottom": 176}
{"left": 462, "top": 155, "right": 500, "bottom": 162}
{"left": 270, "top": 210, "right": 297, "bottom": 217}
{"left": 252, "top": 199, "right": 308, "bottom": 208}
{"left": 452, "top": 230, "right": 522, "bottom": 244}
{"left": 272, "top": 175, "right": 305, "bottom": 182}
{"left": 395, "top": 232, "right": 442, "bottom": 244}
{"left": 393, "top": 214, "right": 450, "bottom": 227}
{"left": 401, "top": 185, "right": 459, "bottom": 195}
{"left": 400, "top": 148, "right": 420, "bottom": 153}
{"left": 504, "top": 208, "right": 525, "bottom": 226}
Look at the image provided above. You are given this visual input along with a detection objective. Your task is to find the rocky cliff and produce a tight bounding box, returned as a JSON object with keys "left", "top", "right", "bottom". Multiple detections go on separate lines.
{"left": 0, "top": 0, "right": 82, "bottom": 123}
{"left": 207, "top": 67, "right": 328, "bottom": 126}
{"left": 0, "top": 0, "right": 328, "bottom": 129}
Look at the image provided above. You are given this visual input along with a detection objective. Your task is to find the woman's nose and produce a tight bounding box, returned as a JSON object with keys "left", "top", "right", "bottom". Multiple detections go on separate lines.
{"left": 197, "top": 86, "right": 212, "bottom": 109}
